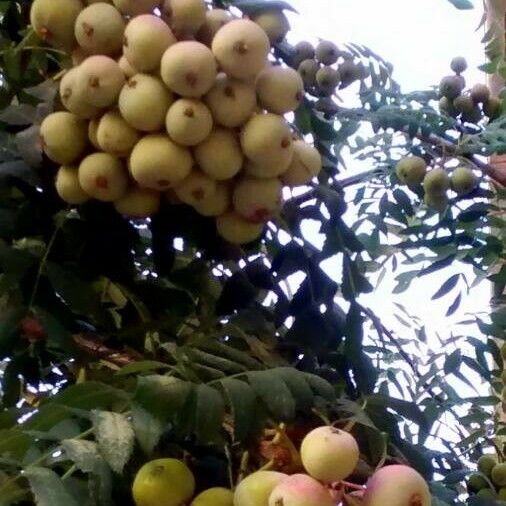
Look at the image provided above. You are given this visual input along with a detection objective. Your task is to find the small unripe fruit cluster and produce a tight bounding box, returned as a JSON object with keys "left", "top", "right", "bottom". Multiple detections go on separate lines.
{"left": 292, "top": 40, "right": 364, "bottom": 98}
{"left": 439, "top": 56, "right": 502, "bottom": 122}
{"left": 32, "top": 1, "right": 323, "bottom": 244}
{"left": 395, "top": 155, "right": 480, "bottom": 211}
{"left": 465, "top": 453, "right": 506, "bottom": 501}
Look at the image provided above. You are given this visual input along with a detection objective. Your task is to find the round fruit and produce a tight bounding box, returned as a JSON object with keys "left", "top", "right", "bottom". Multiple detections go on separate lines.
{"left": 338, "top": 60, "right": 361, "bottom": 87}
{"left": 77, "top": 55, "right": 125, "bottom": 107}
{"left": 161, "top": 41, "right": 217, "bottom": 98}
{"left": 205, "top": 74, "right": 257, "bottom": 128}
{"left": 256, "top": 66, "right": 304, "bottom": 114}
{"left": 300, "top": 426, "right": 359, "bottom": 482}
{"left": 316, "top": 66, "right": 340, "bottom": 95}
{"left": 439, "top": 75, "right": 464, "bottom": 100}
{"left": 30, "top": 0, "right": 82, "bottom": 49}
{"left": 281, "top": 140, "right": 322, "bottom": 185}
{"left": 291, "top": 41, "right": 315, "bottom": 68}
{"left": 484, "top": 96, "right": 502, "bottom": 120}
{"left": 233, "top": 177, "right": 282, "bottom": 223}
{"left": 88, "top": 117, "right": 101, "bottom": 149}
{"left": 112, "top": 0, "right": 161, "bottom": 15}
{"left": 424, "top": 192, "right": 449, "bottom": 212}
{"left": 119, "top": 55, "right": 137, "bottom": 78}
{"left": 74, "top": 3, "right": 125, "bottom": 56}
{"left": 60, "top": 67, "right": 103, "bottom": 119}
{"left": 114, "top": 187, "right": 160, "bottom": 218}
{"left": 395, "top": 156, "right": 427, "bottom": 186}
{"left": 477, "top": 489, "right": 497, "bottom": 500}
{"left": 130, "top": 134, "right": 193, "bottom": 190}
{"left": 453, "top": 95, "right": 475, "bottom": 115}
{"left": 298, "top": 59, "right": 320, "bottom": 88}
{"left": 439, "top": 96, "right": 457, "bottom": 117}
{"left": 491, "top": 463, "right": 506, "bottom": 487}
{"left": 363, "top": 465, "right": 430, "bottom": 506}
{"left": 191, "top": 487, "right": 233, "bottom": 506}
{"left": 96, "top": 110, "right": 140, "bottom": 156}
{"left": 451, "top": 166, "right": 478, "bottom": 196}
{"left": 119, "top": 74, "right": 174, "bottom": 132}
{"left": 241, "top": 113, "right": 294, "bottom": 171}
{"left": 315, "top": 40, "right": 339, "bottom": 65}
{"left": 193, "top": 182, "right": 231, "bottom": 216}
{"left": 174, "top": 169, "right": 217, "bottom": 206}
{"left": 471, "top": 84, "right": 490, "bottom": 104}
{"left": 196, "top": 9, "right": 232, "bottom": 47}
{"left": 450, "top": 56, "right": 468, "bottom": 74}
{"left": 423, "top": 168, "right": 450, "bottom": 195}
{"left": 78, "top": 153, "right": 128, "bottom": 202}
{"left": 161, "top": 0, "right": 206, "bottom": 38}
{"left": 212, "top": 19, "right": 270, "bottom": 80}
{"left": 40, "top": 112, "right": 88, "bottom": 165}
{"left": 461, "top": 105, "right": 482, "bottom": 124}
{"left": 132, "top": 458, "right": 195, "bottom": 506}
{"left": 55, "top": 166, "right": 90, "bottom": 205}
{"left": 165, "top": 99, "right": 213, "bottom": 146}
{"left": 251, "top": 9, "right": 290, "bottom": 44}
{"left": 468, "top": 473, "right": 489, "bottom": 492}
{"left": 268, "top": 474, "right": 334, "bottom": 506}
{"left": 195, "top": 127, "right": 243, "bottom": 180}
{"left": 499, "top": 487, "right": 506, "bottom": 500}
{"left": 217, "top": 211, "right": 264, "bottom": 245}
{"left": 123, "top": 14, "right": 176, "bottom": 73}
{"left": 233, "top": 471, "right": 286, "bottom": 506}
{"left": 244, "top": 159, "right": 287, "bottom": 179}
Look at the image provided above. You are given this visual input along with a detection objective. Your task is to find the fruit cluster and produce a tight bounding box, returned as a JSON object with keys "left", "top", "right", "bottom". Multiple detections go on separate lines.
{"left": 395, "top": 155, "right": 479, "bottom": 211}
{"left": 466, "top": 454, "right": 506, "bottom": 501}
{"left": 31, "top": 0, "right": 323, "bottom": 245}
{"left": 131, "top": 426, "right": 431, "bottom": 506}
{"left": 439, "top": 56, "right": 502, "bottom": 122}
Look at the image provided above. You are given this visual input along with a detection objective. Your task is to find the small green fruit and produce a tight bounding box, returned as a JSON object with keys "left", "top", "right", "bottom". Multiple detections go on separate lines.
{"left": 498, "top": 487, "right": 506, "bottom": 500}
{"left": 439, "top": 75, "right": 464, "bottom": 100}
{"left": 450, "top": 56, "right": 468, "bottom": 74}
{"left": 298, "top": 59, "right": 320, "bottom": 88}
{"left": 251, "top": 9, "right": 290, "bottom": 44}
{"left": 478, "top": 455, "right": 498, "bottom": 478}
{"left": 316, "top": 66, "right": 340, "bottom": 96}
{"left": 315, "top": 40, "right": 339, "bottom": 65}
{"left": 467, "top": 473, "right": 489, "bottom": 492}
{"left": 461, "top": 106, "right": 483, "bottom": 124}
{"left": 291, "top": 41, "right": 315, "bottom": 68}
{"left": 395, "top": 156, "right": 427, "bottom": 186}
{"left": 491, "top": 463, "right": 506, "bottom": 487}
{"left": 338, "top": 60, "right": 362, "bottom": 88}
{"left": 477, "top": 488, "right": 497, "bottom": 500}
{"left": 484, "top": 96, "right": 502, "bottom": 120}
{"left": 453, "top": 95, "right": 474, "bottom": 114}
{"left": 471, "top": 84, "right": 490, "bottom": 104}
{"left": 191, "top": 487, "right": 233, "bottom": 506}
{"left": 451, "top": 166, "right": 478, "bottom": 196}
{"left": 423, "top": 168, "right": 450, "bottom": 195}
{"left": 424, "top": 193, "right": 449, "bottom": 212}
{"left": 439, "top": 96, "right": 457, "bottom": 117}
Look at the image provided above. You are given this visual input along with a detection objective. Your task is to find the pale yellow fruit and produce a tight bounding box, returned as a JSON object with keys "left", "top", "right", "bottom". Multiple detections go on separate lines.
{"left": 282, "top": 141, "right": 322, "bottom": 186}
{"left": 55, "top": 166, "right": 90, "bottom": 205}
{"left": 193, "top": 182, "right": 231, "bottom": 216}
{"left": 132, "top": 458, "right": 195, "bottom": 506}
{"left": 300, "top": 426, "right": 359, "bottom": 483}
{"left": 77, "top": 55, "right": 125, "bottom": 107}
{"left": 130, "top": 134, "right": 193, "bottom": 190}
{"left": 191, "top": 487, "right": 233, "bottom": 506}
{"left": 161, "top": 0, "right": 206, "bottom": 38}
{"left": 123, "top": 14, "right": 176, "bottom": 73}
{"left": 60, "top": 67, "right": 103, "bottom": 119}
{"left": 96, "top": 110, "right": 140, "bottom": 156}
{"left": 165, "top": 99, "right": 213, "bottom": 146}
{"left": 256, "top": 66, "right": 304, "bottom": 114}
{"left": 30, "top": 0, "right": 82, "bottom": 49}
{"left": 196, "top": 9, "right": 232, "bottom": 46}
{"left": 395, "top": 156, "right": 427, "bottom": 186}
{"left": 161, "top": 41, "right": 217, "bottom": 98}
{"left": 233, "top": 471, "right": 286, "bottom": 506}
{"left": 119, "top": 74, "right": 174, "bottom": 132}
{"left": 40, "top": 112, "right": 88, "bottom": 165}
{"left": 205, "top": 74, "right": 256, "bottom": 128}
{"left": 71, "top": 47, "right": 90, "bottom": 66}
{"left": 194, "top": 128, "right": 243, "bottom": 180}
{"left": 88, "top": 117, "right": 101, "bottom": 149}
{"left": 112, "top": 0, "right": 161, "bottom": 15}
{"left": 216, "top": 211, "right": 264, "bottom": 245}
{"left": 233, "top": 177, "right": 282, "bottom": 223}
{"left": 114, "top": 187, "right": 160, "bottom": 217}
{"left": 78, "top": 153, "right": 128, "bottom": 201}
{"left": 212, "top": 19, "right": 270, "bottom": 80}
{"left": 251, "top": 9, "right": 290, "bottom": 44}
{"left": 244, "top": 159, "right": 286, "bottom": 179}
{"left": 423, "top": 168, "right": 450, "bottom": 195}
{"left": 268, "top": 474, "right": 334, "bottom": 506}
{"left": 298, "top": 59, "right": 319, "bottom": 88}
{"left": 451, "top": 166, "right": 478, "bottom": 196}
{"left": 363, "top": 465, "right": 431, "bottom": 506}
{"left": 118, "top": 56, "right": 137, "bottom": 78}
{"left": 86, "top": 0, "right": 112, "bottom": 3}
{"left": 74, "top": 3, "right": 125, "bottom": 56}
{"left": 175, "top": 169, "right": 217, "bottom": 206}
{"left": 241, "top": 113, "right": 293, "bottom": 171}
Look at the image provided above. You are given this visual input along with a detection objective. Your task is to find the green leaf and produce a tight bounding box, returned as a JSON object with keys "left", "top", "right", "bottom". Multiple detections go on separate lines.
{"left": 131, "top": 404, "right": 164, "bottom": 455}
{"left": 91, "top": 411, "right": 134, "bottom": 474}
{"left": 25, "top": 467, "right": 79, "bottom": 506}
{"left": 446, "top": 292, "right": 462, "bottom": 317}
{"left": 115, "top": 361, "right": 172, "bottom": 376}
{"left": 444, "top": 349, "right": 462, "bottom": 375}
{"left": 193, "top": 384, "right": 225, "bottom": 445}
{"left": 431, "top": 274, "right": 460, "bottom": 300}
{"left": 220, "top": 378, "right": 257, "bottom": 441}
{"left": 232, "top": 0, "right": 298, "bottom": 13}
{"left": 273, "top": 368, "right": 314, "bottom": 411}
{"left": 247, "top": 371, "right": 296, "bottom": 421}
{"left": 0, "top": 429, "right": 33, "bottom": 462}
{"left": 446, "top": 0, "right": 474, "bottom": 9}
{"left": 304, "top": 373, "right": 336, "bottom": 401}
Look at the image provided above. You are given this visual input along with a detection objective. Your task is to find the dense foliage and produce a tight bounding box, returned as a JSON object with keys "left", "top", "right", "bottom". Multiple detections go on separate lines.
{"left": 1, "top": 0, "right": 506, "bottom": 504}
